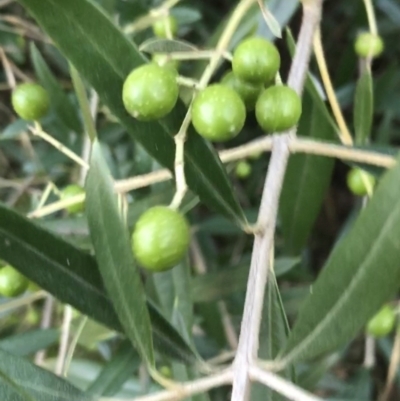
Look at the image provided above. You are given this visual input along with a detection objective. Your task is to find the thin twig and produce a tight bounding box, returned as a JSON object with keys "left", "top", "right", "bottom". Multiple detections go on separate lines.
{"left": 363, "top": 0, "right": 378, "bottom": 36}
{"left": 27, "top": 136, "right": 397, "bottom": 219}
{"left": 249, "top": 365, "right": 322, "bottom": 401}
{"left": 55, "top": 305, "right": 73, "bottom": 376}
{"left": 380, "top": 324, "right": 400, "bottom": 401}
{"left": 30, "top": 122, "right": 89, "bottom": 169}
{"left": 34, "top": 294, "right": 55, "bottom": 366}
{"left": 363, "top": 335, "right": 375, "bottom": 369}
{"left": 102, "top": 369, "right": 233, "bottom": 401}
{"left": 0, "top": 46, "right": 16, "bottom": 88}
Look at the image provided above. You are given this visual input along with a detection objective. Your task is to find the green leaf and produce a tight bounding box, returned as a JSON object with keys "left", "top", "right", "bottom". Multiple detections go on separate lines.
{"left": 85, "top": 140, "right": 154, "bottom": 366}
{"left": 30, "top": 43, "right": 81, "bottom": 134}
{"left": 280, "top": 91, "right": 336, "bottom": 255}
{"left": 139, "top": 38, "right": 198, "bottom": 53}
{"left": 0, "top": 329, "right": 59, "bottom": 356}
{"left": 354, "top": 70, "right": 373, "bottom": 144}
{"left": 252, "top": 272, "right": 292, "bottom": 401}
{"left": 86, "top": 341, "right": 140, "bottom": 397}
{"left": 0, "top": 348, "right": 92, "bottom": 401}
{"left": 278, "top": 157, "right": 400, "bottom": 366}
{"left": 17, "top": 0, "right": 246, "bottom": 227}
{"left": 0, "top": 203, "right": 196, "bottom": 364}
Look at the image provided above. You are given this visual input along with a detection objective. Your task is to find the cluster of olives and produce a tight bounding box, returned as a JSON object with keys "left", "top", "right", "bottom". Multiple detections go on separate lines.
{"left": 122, "top": 36, "right": 302, "bottom": 142}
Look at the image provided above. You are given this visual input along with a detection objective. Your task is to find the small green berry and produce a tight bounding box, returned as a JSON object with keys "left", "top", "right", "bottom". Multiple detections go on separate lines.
{"left": 191, "top": 84, "right": 246, "bottom": 142}
{"left": 235, "top": 161, "right": 252, "bottom": 179}
{"left": 152, "top": 15, "right": 178, "bottom": 38}
{"left": 346, "top": 168, "right": 376, "bottom": 196}
{"left": 61, "top": 184, "right": 85, "bottom": 215}
{"left": 221, "top": 71, "right": 263, "bottom": 110}
{"left": 122, "top": 63, "right": 179, "bottom": 121}
{"left": 132, "top": 206, "right": 190, "bottom": 272}
{"left": 12, "top": 83, "right": 50, "bottom": 121}
{"left": 256, "top": 85, "right": 302, "bottom": 132}
{"left": 232, "top": 37, "right": 280, "bottom": 85}
{"left": 0, "top": 265, "right": 29, "bottom": 297}
{"left": 355, "top": 32, "right": 384, "bottom": 58}
{"left": 367, "top": 305, "right": 396, "bottom": 338}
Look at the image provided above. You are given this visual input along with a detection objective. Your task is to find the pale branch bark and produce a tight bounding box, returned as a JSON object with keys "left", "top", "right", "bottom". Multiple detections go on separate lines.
{"left": 230, "top": 1, "right": 324, "bottom": 401}
{"left": 107, "top": 369, "right": 233, "bottom": 401}
{"left": 249, "top": 365, "right": 323, "bottom": 401}
{"left": 287, "top": 0, "right": 323, "bottom": 94}
{"left": 230, "top": 134, "right": 291, "bottom": 401}
{"left": 34, "top": 294, "right": 54, "bottom": 365}
{"left": 27, "top": 136, "right": 395, "bottom": 219}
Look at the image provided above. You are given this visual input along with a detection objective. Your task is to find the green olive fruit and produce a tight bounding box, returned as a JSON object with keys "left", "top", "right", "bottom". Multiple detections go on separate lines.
{"left": 0, "top": 265, "right": 29, "bottom": 297}
{"left": 235, "top": 161, "right": 252, "bottom": 179}
{"left": 132, "top": 206, "right": 190, "bottom": 272}
{"left": 355, "top": 32, "right": 384, "bottom": 58}
{"left": 232, "top": 36, "right": 280, "bottom": 85}
{"left": 221, "top": 71, "right": 263, "bottom": 110}
{"left": 122, "top": 63, "right": 179, "bottom": 121}
{"left": 61, "top": 184, "right": 85, "bottom": 215}
{"left": 346, "top": 168, "right": 376, "bottom": 196}
{"left": 12, "top": 83, "right": 50, "bottom": 121}
{"left": 255, "top": 85, "right": 302, "bottom": 132}
{"left": 152, "top": 15, "right": 178, "bottom": 38}
{"left": 191, "top": 84, "right": 246, "bottom": 142}
{"left": 367, "top": 305, "right": 396, "bottom": 338}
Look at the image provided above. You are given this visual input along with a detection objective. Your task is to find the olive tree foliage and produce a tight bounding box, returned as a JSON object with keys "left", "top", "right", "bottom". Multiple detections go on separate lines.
{"left": 0, "top": 0, "right": 399, "bottom": 400}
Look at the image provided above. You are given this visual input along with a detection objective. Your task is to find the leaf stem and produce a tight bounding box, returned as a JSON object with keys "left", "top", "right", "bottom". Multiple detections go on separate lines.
{"left": 313, "top": 28, "right": 353, "bottom": 145}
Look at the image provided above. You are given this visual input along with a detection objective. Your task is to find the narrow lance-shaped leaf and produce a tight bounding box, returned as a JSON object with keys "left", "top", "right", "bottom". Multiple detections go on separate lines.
{"left": 86, "top": 340, "right": 140, "bottom": 397}
{"left": 17, "top": 0, "right": 246, "bottom": 227}
{"left": 0, "top": 203, "right": 197, "bottom": 364}
{"left": 85, "top": 140, "right": 154, "bottom": 366}
{"left": 0, "top": 348, "right": 93, "bottom": 401}
{"left": 30, "top": 43, "right": 82, "bottom": 134}
{"left": 354, "top": 69, "right": 373, "bottom": 144}
{"left": 278, "top": 156, "right": 400, "bottom": 366}
{"left": 280, "top": 91, "right": 335, "bottom": 255}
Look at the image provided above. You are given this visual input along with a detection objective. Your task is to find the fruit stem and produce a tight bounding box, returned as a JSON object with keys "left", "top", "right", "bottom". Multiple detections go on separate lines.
{"left": 363, "top": 0, "right": 378, "bottom": 36}
{"left": 313, "top": 27, "right": 353, "bottom": 146}
{"left": 170, "top": 0, "right": 257, "bottom": 210}
{"left": 30, "top": 122, "right": 89, "bottom": 169}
